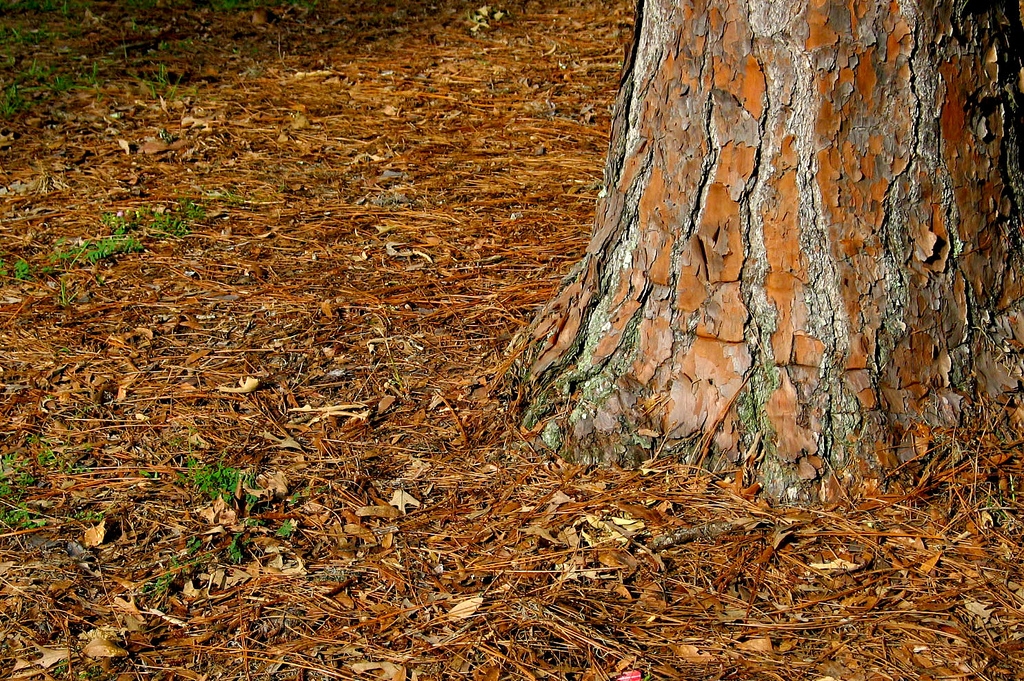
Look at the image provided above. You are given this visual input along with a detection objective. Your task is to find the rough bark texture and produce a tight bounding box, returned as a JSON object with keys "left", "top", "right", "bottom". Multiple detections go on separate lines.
{"left": 523, "top": 0, "right": 1024, "bottom": 502}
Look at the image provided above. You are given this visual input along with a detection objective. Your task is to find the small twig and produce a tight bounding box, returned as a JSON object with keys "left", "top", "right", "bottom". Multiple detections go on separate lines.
{"left": 647, "top": 519, "right": 755, "bottom": 551}
{"left": 437, "top": 393, "right": 470, "bottom": 446}
{"left": 0, "top": 526, "right": 50, "bottom": 540}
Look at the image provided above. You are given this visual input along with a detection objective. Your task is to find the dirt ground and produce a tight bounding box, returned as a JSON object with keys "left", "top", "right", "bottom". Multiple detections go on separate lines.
{"left": 1, "top": 1, "right": 1023, "bottom": 680}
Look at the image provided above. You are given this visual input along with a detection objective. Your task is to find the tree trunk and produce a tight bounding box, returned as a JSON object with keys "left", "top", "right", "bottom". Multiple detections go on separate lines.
{"left": 522, "top": 0, "right": 1024, "bottom": 502}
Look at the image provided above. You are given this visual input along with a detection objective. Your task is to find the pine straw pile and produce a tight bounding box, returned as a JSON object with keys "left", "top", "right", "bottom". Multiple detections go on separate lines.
{"left": 1, "top": 1, "right": 1023, "bottom": 680}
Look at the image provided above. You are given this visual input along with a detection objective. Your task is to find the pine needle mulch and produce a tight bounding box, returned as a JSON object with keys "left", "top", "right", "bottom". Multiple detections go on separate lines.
{"left": 1, "top": 1, "right": 1023, "bottom": 680}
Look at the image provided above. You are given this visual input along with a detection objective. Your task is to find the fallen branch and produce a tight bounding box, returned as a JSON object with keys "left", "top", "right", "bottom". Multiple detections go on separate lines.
{"left": 647, "top": 518, "right": 761, "bottom": 550}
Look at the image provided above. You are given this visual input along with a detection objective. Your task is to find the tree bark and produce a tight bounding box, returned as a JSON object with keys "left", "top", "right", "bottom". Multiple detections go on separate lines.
{"left": 522, "top": 0, "right": 1024, "bottom": 502}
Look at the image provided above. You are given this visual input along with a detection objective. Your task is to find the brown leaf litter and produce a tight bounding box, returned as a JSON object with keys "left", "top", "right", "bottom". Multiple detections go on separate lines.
{"left": 1, "top": 1, "right": 1023, "bottom": 680}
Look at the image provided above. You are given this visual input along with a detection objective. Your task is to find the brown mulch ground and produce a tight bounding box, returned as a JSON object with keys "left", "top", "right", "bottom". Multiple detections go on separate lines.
{"left": 1, "top": 1, "right": 1023, "bottom": 679}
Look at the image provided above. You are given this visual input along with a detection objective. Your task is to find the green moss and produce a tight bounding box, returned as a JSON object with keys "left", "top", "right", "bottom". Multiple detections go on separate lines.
{"left": 540, "top": 421, "right": 563, "bottom": 450}
{"left": 522, "top": 388, "right": 551, "bottom": 431}
{"left": 552, "top": 297, "right": 614, "bottom": 395}
{"left": 737, "top": 360, "right": 781, "bottom": 454}
{"left": 562, "top": 294, "right": 645, "bottom": 423}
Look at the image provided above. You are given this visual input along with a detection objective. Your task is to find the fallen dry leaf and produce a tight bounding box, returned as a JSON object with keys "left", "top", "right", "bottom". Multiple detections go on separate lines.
{"left": 139, "top": 138, "right": 169, "bottom": 155}
{"left": 258, "top": 470, "right": 289, "bottom": 498}
{"left": 351, "top": 661, "right": 406, "bottom": 680}
{"left": 356, "top": 504, "right": 402, "bottom": 519}
{"left": 217, "top": 376, "right": 260, "bottom": 393}
{"left": 965, "top": 600, "right": 994, "bottom": 623}
{"left": 736, "top": 637, "right": 774, "bottom": 653}
{"left": 448, "top": 595, "right": 483, "bottom": 620}
{"left": 918, "top": 551, "right": 942, "bottom": 575}
{"left": 474, "top": 666, "right": 500, "bottom": 681}
{"left": 12, "top": 646, "right": 69, "bottom": 671}
{"left": 111, "top": 596, "right": 143, "bottom": 616}
{"left": 198, "top": 497, "right": 238, "bottom": 525}
{"left": 546, "top": 489, "right": 575, "bottom": 509}
{"left": 261, "top": 430, "right": 303, "bottom": 451}
{"left": 377, "top": 394, "right": 397, "bottom": 413}
{"left": 245, "top": 470, "right": 291, "bottom": 500}
{"left": 673, "top": 643, "right": 713, "bottom": 660}
{"left": 809, "top": 557, "right": 863, "bottom": 572}
{"left": 80, "top": 632, "right": 127, "bottom": 659}
{"left": 83, "top": 520, "right": 107, "bottom": 547}
{"left": 389, "top": 489, "right": 421, "bottom": 514}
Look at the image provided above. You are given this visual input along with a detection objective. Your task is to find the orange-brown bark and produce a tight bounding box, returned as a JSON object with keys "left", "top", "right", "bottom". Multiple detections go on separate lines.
{"left": 524, "top": 0, "right": 1024, "bottom": 501}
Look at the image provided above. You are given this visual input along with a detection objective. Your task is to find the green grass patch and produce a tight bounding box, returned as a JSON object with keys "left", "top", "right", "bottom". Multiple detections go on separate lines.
{"left": 80, "top": 61, "right": 103, "bottom": 89}
{"left": 50, "top": 233, "right": 144, "bottom": 267}
{"left": 226, "top": 533, "right": 247, "bottom": 563}
{"left": 0, "top": 503, "right": 44, "bottom": 528}
{"left": 55, "top": 274, "right": 75, "bottom": 306}
{"left": 177, "top": 198, "right": 205, "bottom": 221}
{"left": 0, "top": 25, "right": 52, "bottom": 45}
{"left": 22, "top": 58, "right": 50, "bottom": 80}
{"left": 142, "top": 570, "right": 175, "bottom": 595}
{"left": 206, "top": 0, "right": 318, "bottom": 11}
{"left": 137, "top": 63, "right": 182, "bottom": 99}
{"left": 102, "top": 199, "right": 205, "bottom": 240}
{"left": 150, "top": 208, "right": 191, "bottom": 237}
{"left": 0, "top": 453, "right": 35, "bottom": 499}
{"left": 1, "top": 0, "right": 74, "bottom": 13}
{"left": 49, "top": 72, "right": 75, "bottom": 93}
{"left": 0, "top": 256, "right": 33, "bottom": 280}
{"left": 0, "top": 454, "right": 43, "bottom": 528}
{"left": 74, "top": 509, "right": 104, "bottom": 523}
{"left": 0, "top": 84, "right": 28, "bottom": 118}
{"left": 100, "top": 209, "right": 143, "bottom": 236}
{"left": 182, "top": 459, "right": 250, "bottom": 502}
{"left": 36, "top": 445, "right": 83, "bottom": 472}
{"left": 36, "top": 447, "right": 60, "bottom": 469}
{"left": 186, "top": 535, "right": 202, "bottom": 554}
{"left": 0, "top": 51, "right": 96, "bottom": 116}
{"left": 45, "top": 197, "right": 207, "bottom": 272}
